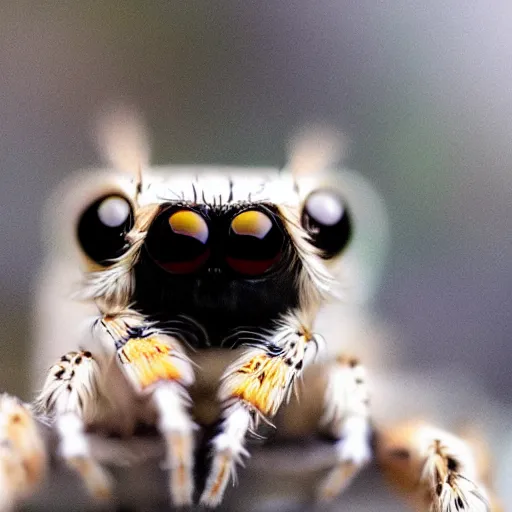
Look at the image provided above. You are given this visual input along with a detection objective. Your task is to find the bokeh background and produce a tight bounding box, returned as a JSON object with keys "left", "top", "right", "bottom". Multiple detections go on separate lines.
{"left": 0, "top": 1, "right": 511, "bottom": 510}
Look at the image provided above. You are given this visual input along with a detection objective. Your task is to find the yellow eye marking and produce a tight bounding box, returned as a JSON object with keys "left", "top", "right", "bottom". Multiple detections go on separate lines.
{"left": 231, "top": 210, "right": 272, "bottom": 239}
{"left": 118, "top": 337, "right": 182, "bottom": 391}
{"left": 169, "top": 210, "right": 208, "bottom": 244}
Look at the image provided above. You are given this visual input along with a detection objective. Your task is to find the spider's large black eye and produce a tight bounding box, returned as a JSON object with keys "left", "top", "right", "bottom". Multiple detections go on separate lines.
{"left": 145, "top": 208, "right": 210, "bottom": 274}
{"left": 301, "top": 189, "right": 352, "bottom": 258}
{"left": 226, "top": 209, "right": 284, "bottom": 276}
{"left": 77, "top": 194, "right": 134, "bottom": 265}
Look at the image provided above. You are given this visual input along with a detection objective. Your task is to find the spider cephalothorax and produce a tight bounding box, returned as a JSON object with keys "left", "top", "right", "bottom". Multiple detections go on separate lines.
{"left": 0, "top": 113, "right": 498, "bottom": 512}
{"left": 31, "top": 160, "right": 374, "bottom": 506}
{"left": 78, "top": 176, "right": 353, "bottom": 348}
{"left": 133, "top": 202, "right": 307, "bottom": 346}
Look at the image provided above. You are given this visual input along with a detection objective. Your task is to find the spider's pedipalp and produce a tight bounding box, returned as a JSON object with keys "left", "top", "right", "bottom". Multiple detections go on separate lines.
{"left": 152, "top": 381, "right": 196, "bottom": 507}
{"left": 109, "top": 314, "right": 197, "bottom": 507}
{"left": 200, "top": 402, "right": 252, "bottom": 508}
{"left": 200, "top": 311, "right": 316, "bottom": 507}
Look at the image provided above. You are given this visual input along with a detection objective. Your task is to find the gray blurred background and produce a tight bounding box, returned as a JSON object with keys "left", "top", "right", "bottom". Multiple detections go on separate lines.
{"left": 1, "top": 0, "right": 511, "bottom": 509}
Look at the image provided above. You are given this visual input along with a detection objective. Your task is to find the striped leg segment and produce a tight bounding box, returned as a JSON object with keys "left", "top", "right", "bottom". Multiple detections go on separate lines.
{"left": 0, "top": 394, "right": 46, "bottom": 512}
{"left": 317, "top": 355, "right": 372, "bottom": 501}
{"left": 117, "top": 332, "right": 195, "bottom": 507}
{"left": 153, "top": 382, "right": 196, "bottom": 507}
{"left": 200, "top": 318, "right": 317, "bottom": 507}
{"left": 34, "top": 351, "right": 112, "bottom": 499}
{"left": 376, "top": 421, "right": 499, "bottom": 512}
{"left": 200, "top": 402, "right": 252, "bottom": 507}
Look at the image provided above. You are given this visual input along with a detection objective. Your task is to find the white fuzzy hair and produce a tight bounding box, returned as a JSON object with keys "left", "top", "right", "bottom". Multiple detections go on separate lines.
{"left": 32, "top": 163, "right": 388, "bottom": 389}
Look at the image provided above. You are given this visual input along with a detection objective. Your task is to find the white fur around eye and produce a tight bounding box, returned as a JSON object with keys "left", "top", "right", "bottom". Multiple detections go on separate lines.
{"left": 97, "top": 196, "right": 131, "bottom": 228}
{"left": 305, "top": 191, "right": 344, "bottom": 226}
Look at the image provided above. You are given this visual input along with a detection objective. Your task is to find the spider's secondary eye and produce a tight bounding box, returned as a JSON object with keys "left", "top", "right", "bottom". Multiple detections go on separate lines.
{"left": 301, "top": 189, "right": 352, "bottom": 258}
{"left": 226, "top": 209, "right": 284, "bottom": 276}
{"left": 145, "top": 208, "right": 210, "bottom": 274}
{"left": 77, "top": 194, "right": 134, "bottom": 265}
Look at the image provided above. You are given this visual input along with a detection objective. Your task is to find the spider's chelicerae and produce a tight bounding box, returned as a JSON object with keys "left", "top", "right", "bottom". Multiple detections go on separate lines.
{"left": 0, "top": 111, "right": 501, "bottom": 511}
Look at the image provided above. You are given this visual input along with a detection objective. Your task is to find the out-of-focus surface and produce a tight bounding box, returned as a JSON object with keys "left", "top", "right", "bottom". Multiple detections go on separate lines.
{"left": 1, "top": 1, "right": 511, "bottom": 510}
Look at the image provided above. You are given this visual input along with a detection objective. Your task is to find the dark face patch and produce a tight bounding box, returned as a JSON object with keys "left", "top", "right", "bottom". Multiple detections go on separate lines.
{"left": 132, "top": 202, "right": 301, "bottom": 347}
